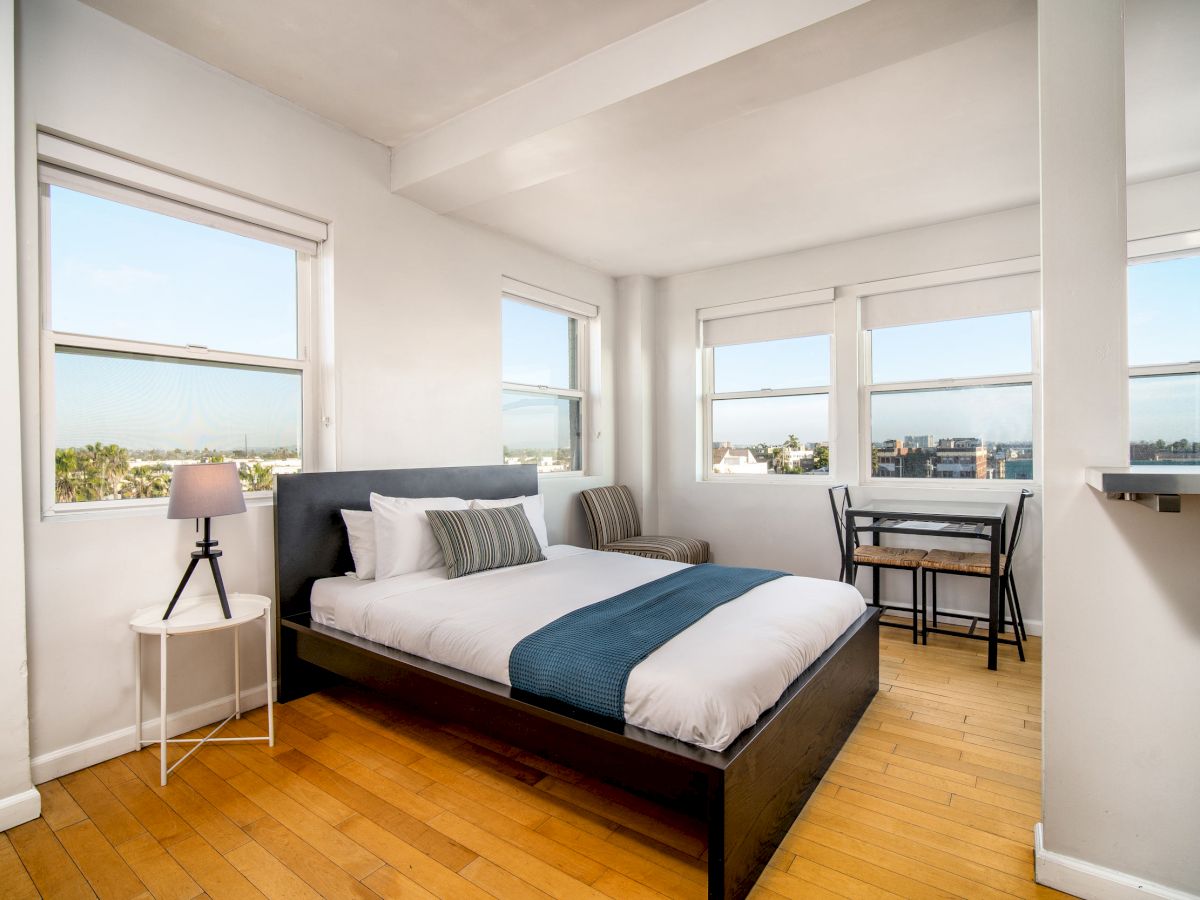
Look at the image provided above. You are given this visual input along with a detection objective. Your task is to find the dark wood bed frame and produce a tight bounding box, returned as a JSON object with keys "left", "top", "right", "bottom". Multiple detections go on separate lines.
{"left": 274, "top": 464, "right": 879, "bottom": 899}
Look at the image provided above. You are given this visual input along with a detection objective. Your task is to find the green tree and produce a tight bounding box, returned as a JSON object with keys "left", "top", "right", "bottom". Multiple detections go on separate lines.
{"left": 813, "top": 445, "right": 829, "bottom": 470}
{"left": 239, "top": 461, "right": 275, "bottom": 492}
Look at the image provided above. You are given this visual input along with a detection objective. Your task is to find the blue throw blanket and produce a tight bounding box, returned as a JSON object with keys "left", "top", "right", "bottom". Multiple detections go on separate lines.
{"left": 508, "top": 564, "right": 787, "bottom": 720}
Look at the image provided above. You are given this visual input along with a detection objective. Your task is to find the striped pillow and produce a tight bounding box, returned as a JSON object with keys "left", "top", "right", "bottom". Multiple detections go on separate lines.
{"left": 425, "top": 505, "right": 545, "bottom": 579}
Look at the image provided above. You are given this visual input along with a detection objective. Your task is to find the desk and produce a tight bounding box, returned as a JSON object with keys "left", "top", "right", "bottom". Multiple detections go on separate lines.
{"left": 843, "top": 499, "right": 1008, "bottom": 670}
{"left": 131, "top": 593, "right": 275, "bottom": 785}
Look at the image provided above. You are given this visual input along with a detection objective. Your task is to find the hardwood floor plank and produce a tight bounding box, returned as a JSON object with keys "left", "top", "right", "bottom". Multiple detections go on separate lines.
{"left": 240, "top": 817, "right": 378, "bottom": 900}
{"left": 115, "top": 832, "right": 203, "bottom": 900}
{"left": 61, "top": 769, "right": 147, "bottom": 847}
{"left": 224, "top": 839, "right": 323, "bottom": 900}
{"left": 8, "top": 817, "right": 96, "bottom": 899}
{"left": 39, "top": 778, "right": 88, "bottom": 831}
{"left": 57, "top": 819, "right": 150, "bottom": 900}
{"left": 0, "top": 832, "right": 42, "bottom": 900}
{"left": 164, "top": 833, "right": 264, "bottom": 899}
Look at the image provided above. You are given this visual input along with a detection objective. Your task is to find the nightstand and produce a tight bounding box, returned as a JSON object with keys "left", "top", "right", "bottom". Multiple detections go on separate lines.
{"left": 130, "top": 593, "right": 275, "bottom": 785}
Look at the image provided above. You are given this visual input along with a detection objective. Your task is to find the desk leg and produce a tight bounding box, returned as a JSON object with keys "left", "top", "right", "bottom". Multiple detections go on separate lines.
{"left": 234, "top": 625, "right": 241, "bottom": 720}
{"left": 134, "top": 634, "right": 141, "bottom": 751}
{"left": 160, "top": 631, "right": 168, "bottom": 786}
{"left": 987, "top": 526, "right": 1001, "bottom": 671}
{"left": 265, "top": 613, "right": 275, "bottom": 747}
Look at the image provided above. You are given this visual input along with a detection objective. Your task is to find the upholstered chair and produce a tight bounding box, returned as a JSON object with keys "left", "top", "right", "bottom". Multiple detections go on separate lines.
{"left": 579, "top": 485, "right": 710, "bottom": 565}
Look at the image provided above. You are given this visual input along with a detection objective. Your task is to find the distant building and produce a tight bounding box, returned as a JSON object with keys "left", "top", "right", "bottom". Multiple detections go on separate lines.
{"left": 1002, "top": 457, "right": 1033, "bottom": 479}
{"left": 904, "top": 435, "right": 935, "bottom": 449}
{"left": 936, "top": 438, "right": 986, "bottom": 478}
{"left": 712, "top": 445, "right": 769, "bottom": 475}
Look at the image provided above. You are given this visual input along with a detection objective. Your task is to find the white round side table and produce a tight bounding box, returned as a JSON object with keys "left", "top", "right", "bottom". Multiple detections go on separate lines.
{"left": 130, "top": 593, "right": 275, "bottom": 785}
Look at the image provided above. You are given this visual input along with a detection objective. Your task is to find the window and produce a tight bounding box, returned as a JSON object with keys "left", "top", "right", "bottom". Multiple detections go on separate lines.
{"left": 1128, "top": 252, "right": 1200, "bottom": 465}
{"left": 40, "top": 148, "right": 323, "bottom": 510}
{"left": 500, "top": 286, "right": 593, "bottom": 473}
{"left": 701, "top": 294, "right": 834, "bottom": 478}
{"left": 862, "top": 273, "right": 1039, "bottom": 481}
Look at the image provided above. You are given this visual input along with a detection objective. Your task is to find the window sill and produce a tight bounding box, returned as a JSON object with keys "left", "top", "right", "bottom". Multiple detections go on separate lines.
{"left": 702, "top": 475, "right": 836, "bottom": 487}
{"left": 861, "top": 478, "right": 1040, "bottom": 492}
{"left": 42, "top": 492, "right": 275, "bottom": 523}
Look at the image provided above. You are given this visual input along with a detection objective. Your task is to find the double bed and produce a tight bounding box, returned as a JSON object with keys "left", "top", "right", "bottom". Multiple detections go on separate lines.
{"left": 275, "top": 464, "right": 879, "bottom": 899}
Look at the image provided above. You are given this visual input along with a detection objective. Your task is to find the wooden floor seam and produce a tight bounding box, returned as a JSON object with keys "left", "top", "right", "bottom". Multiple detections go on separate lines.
{"left": 2, "top": 623, "right": 1072, "bottom": 899}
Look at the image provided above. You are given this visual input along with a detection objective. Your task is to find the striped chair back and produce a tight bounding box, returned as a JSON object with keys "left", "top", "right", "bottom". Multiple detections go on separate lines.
{"left": 579, "top": 485, "right": 642, "bottom": 549}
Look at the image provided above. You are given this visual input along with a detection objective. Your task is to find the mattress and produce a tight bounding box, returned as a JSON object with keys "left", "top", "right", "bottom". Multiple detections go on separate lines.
{"left": 310, "top": 545, "right": 866, "bottom": 751}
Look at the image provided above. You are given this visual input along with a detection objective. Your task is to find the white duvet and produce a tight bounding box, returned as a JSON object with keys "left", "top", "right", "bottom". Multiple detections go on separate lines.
{"left": 311, "top": 546, "right": 865, "bottom": 751}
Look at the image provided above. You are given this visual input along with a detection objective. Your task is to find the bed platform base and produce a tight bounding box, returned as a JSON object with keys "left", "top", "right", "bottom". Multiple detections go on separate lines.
{"left": 274, "top": 465, "right": 879, "bottom": 900}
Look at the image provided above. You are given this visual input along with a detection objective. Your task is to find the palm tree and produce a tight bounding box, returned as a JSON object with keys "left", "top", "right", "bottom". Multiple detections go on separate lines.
{"left": 239, "top": 461, "right": 275, "bottom": 492}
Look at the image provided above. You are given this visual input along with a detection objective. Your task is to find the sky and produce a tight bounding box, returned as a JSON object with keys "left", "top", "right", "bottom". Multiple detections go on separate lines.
{"left": 51, "top": 186, "right": 302, "bottom": 452}
{"left": 501, "top": 298, "right": 577, "bottom": 451}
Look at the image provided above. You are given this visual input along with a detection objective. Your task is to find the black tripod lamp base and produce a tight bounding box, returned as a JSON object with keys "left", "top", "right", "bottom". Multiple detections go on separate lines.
{"left": 163, "top": 517, "right": 233, "bottom": 621}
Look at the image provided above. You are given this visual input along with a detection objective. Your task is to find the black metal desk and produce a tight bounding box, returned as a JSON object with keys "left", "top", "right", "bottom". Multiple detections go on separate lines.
{"left": 843, "top": 499, "right": 1008, "bottom": 670}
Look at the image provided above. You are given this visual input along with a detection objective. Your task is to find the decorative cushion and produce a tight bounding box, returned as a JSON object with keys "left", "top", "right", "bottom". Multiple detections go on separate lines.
{"left": 425, "top": 505, "right": 545, "bottom": 579}
{"left": 579, "top": 485, "right": 641, "bottom": 548}
{"left": 602, "top": 535, "right": 711, "bottom": 565}
{"left": 922, "top": 549, "right": 1006, "bottom": 576}
{"left": 340, "top": 508, "right": 376, "bottom": 579}
{"left": 852, "top": 545, "right": 928, "bottom": 569}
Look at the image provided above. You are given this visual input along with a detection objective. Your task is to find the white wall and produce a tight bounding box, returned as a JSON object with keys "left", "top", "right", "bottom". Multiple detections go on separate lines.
{"left": 614, "top": 275, "right": 658, "bottom": 534}
{"left": 16, "top": 0, "right": 615, "bottom": 780}
{"left": 653, "top": 168, "right": 1200, "bottom": 634}
{"left": 0, "top": 0, "right": 38, "bottom": 830}
{"left": 1037, "top": 2, "right": 1200, "bottom": 895}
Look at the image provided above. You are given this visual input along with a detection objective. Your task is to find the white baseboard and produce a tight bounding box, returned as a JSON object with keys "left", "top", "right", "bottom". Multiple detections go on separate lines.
{"left": 1035, "top": 824, "right": 1199, "bottom": 900}
{"left": 0, "top": 787, "right": 41, "bottom": 832}
{"left": 31, "top": 682, "right": 272, "bottom": 784}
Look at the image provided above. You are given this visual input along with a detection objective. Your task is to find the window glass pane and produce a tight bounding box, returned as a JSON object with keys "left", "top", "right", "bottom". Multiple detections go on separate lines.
{"left": 49, "top": 186, "right": 298, "bottom": 358}
{"left": 870, "top": 384, "right": 1033, "bottom": 479}
{"left": 501, "top": 390, "right": 581, "bottom": 473}
{"left": 713, "top": 335, "right": 830, "bottom": 393}
{"left": 871, "top": 313, "right": 1032, "bottom": 383}
{"left": 54, "top": 348, "right": 301, "bottom": 503}
{"left": 711, "top": 394, "right": 829, "bottom": 475}
{"left": 501, "top": 297, "right": 577, "bottom": 389}
{"left": 1130, "top": 373, "right": 1199, "bottom": 464}
{"left": 1128, "top": 256, "right": 1200, "bottom": 367}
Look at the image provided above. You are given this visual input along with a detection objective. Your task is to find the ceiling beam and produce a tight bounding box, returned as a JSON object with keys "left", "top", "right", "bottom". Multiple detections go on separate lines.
{"left": 389, "top": 0, "right": 868, "bottom": 200}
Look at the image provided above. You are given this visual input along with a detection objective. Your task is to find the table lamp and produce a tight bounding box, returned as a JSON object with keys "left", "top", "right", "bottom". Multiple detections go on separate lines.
{"left": 162, "top": 462, "right": 247, "bottom": 620}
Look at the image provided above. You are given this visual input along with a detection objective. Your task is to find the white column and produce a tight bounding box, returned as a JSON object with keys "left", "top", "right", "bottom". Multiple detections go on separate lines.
{"left": 0, "top": 0, "right": 37, "bottom": 831}
{"left": 1039, "top": 1, "right": 1200, "bottom": 895}
{"left": 614, "top": 275, "right": 658, "bottom": 532}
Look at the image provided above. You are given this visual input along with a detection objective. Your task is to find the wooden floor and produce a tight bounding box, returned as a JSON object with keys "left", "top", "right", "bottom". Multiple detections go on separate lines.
{"left": 1, "top": 624, "right": 1071, "bottom": 899}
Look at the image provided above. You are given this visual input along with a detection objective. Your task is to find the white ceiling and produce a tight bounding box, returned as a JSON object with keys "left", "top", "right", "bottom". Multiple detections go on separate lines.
{"left": 80, "top": 0, "right": 1200, "bottom": 277}
{"left": 80, "top": 0, "right": 705, "bottom": 144}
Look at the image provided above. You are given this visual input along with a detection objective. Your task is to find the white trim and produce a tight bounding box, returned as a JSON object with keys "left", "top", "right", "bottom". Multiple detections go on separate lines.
{"left": 31, "top": 681, "right": 272, "bottom": 784}
{"left": 0, "top": 789, "right": 41, "bottom": 833}
{"left": 37, "top": 132, "right": 327, "bottom": 244}
{"left": 698, "top": 286, "right": 835, "bottom": 322}
{"left": 502, "top": 276, "right": 598, "bottom": 319}
{"left": 1034, "top": 824, "right": 1200, "bottom": 900}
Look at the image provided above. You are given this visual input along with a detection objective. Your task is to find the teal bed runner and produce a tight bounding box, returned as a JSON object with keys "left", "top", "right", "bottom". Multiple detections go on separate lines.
{"left": 508, "top": 563, "right": 787, "bottom": 720}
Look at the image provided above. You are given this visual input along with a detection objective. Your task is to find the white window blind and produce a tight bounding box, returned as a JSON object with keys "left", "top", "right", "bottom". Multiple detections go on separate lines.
{"left": 701, "top": 289, "right": 835, "bottom": 347}
{"left": 862, "top": 272, "right": 1039, "bottom": 331}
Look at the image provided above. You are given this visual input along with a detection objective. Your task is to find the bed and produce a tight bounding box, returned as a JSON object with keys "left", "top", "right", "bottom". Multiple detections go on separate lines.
{"left": 274, "top": 464, "right": 879, "bottom": 900}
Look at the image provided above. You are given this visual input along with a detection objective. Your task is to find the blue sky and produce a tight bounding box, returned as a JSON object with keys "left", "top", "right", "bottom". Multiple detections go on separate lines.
{"left": 51, "top": 186, "right": 302, "bottom": 451}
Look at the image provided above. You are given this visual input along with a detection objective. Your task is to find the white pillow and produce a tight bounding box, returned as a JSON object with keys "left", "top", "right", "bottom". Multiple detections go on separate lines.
{"left": 371, "top": 494, "right": 468, "bottom": 579}
{"left": 340, "top": 509, "right": 376, "bottom": 580}
{"left": 470, "top": 494, "right": 549, "bottom": 549}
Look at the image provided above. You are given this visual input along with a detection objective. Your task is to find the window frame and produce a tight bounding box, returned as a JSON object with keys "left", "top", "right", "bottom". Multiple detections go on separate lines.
{"left": 37, "top": 162, "right": 324, "bottom": 518}
{"left": 859, "top": 276, "right": 1042, "bottom": 489}
{"left": 1126, "top": 234, "right": 1200, "bottom": 463}
{"left": 700, "top": 320, "right": 836, "bottom": 486}
{"left": 500, "top": 289, "right": 591, "bottom": 477}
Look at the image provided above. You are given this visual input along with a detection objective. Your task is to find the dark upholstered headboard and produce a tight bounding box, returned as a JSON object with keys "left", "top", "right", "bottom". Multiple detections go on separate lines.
{"left": 274, "top": 464, "right": 539, "bottom": 619}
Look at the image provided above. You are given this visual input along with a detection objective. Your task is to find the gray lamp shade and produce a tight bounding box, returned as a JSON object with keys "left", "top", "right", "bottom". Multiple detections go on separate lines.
{"left": 167, "top": 462, "right": 247, "bottom": 520}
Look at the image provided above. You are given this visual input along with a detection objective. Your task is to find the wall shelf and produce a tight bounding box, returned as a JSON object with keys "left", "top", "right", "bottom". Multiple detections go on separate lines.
{"left": 1085, "top": 466, "right": 1200, "bottom": 513}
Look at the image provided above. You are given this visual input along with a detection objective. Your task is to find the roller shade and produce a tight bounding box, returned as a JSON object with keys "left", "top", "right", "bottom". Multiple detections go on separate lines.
{"left": 502, "top": 276, "right": 598, "bottom": 319}
{"left": 862, "top": 272, "right": 1039, "bottom": 331}
{"left": 701, "top": 288, "right": 835, "bottom": 348}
